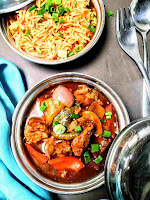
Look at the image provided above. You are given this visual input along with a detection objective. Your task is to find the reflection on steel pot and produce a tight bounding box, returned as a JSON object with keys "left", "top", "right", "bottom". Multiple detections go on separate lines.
{"left": 11, "top": 72, "right": 129, "bottom": 194}
{"left": 105, "top": 117, "right": 150, "bottom": 200}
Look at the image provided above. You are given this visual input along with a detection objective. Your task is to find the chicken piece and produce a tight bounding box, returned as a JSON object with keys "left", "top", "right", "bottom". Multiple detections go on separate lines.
{"left": 68, "top": 117, "right": 86, "bottom": 132}
{"left": 95, "top": 135, "right": 112, "bottom": 154}
{"left": 71, "top": 123, "right": 94, "bottom": 156}
{"left": 74, "top": 106, "right": 82, "bottom": 115}
{"left": 74, "top": 85, "right": 99, "bottom": 106}
{"left": 45, "top": 137, "right": 72, "bottom": 159}
{"left": 24, "top": 117, "right": 49, "bottom": 143}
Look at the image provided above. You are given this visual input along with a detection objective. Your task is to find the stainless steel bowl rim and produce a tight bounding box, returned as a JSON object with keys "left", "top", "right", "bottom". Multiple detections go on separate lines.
{"left": 0, "top": 0, "right": 105, "bottom": 65}
{"left": 105, "top": 116, "right": 150, "bottom": 200}
{"left": 11, "top": 72, "right": 130, "bottom": 194}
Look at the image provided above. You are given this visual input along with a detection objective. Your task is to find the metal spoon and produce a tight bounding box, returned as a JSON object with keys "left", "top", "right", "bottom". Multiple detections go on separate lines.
{"left": 130, "top": 0, "right": 150, "bottom": 117}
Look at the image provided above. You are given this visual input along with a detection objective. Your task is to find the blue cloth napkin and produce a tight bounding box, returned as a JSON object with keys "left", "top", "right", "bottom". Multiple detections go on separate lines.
{"left": 0, "top": 58, "right": 52, "bottom": 200}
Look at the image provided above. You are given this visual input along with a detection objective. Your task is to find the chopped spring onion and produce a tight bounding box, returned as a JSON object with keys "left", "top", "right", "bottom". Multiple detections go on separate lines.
{"left": 50, "top": 7, "right": 55, "bottom": 12}
{"left": 58, "top": 6, "right": 65, "bottom": 15}
{"left": 25, "top": 29, "right": 30, "bottom": 37}
{"left": 39, "top": 18, "right": 43, "bottom": 23}
{"left": 100, "top": 119, "right": 106, "bottom": 123}
{"left": 59, "top": 32, "right": 63, "bottom": 38}
{"left": 53, "top": 124, "right": 66, "bottom": 135}
{"left": 53, "top": 122, "right": 59, "bottom": 127}
{"left": 88, "top": 24, "right": 96, "bottom": 33}
{"left": 38, "top": 6, "right": 46, "bottom": 15}
{"left": 84, "top": 156, "right": 91, "bottom": 164}
{"left": 45, "top": 0, "right": 53, "bottom": 11}
{"left": 59, "top": 17, "right": 64, "bottom": 23}
{"left": 106, "top": 115, "right": 111, "bottom": 119}
{"left": 28, "top": 5, "right": 36, "bottom": 13}
{"left": 91, "top": 144, "right": 99, "bottom": 153}
{"left": 75, "top": 46, "right": 82, "bottom": 52}
{"left": 102, "top": 130, "right": 111, "bottom": 138}
{"left": 74, "top": 1, "right": 77, "bottom": 8}
{"left": 35, "top": 47, "right": 42, "bottom": 54}
{"left": 40, "top": 101, "right": 48, "bottom": 112}
{"left": 64, "top": 7, "right": 70, "bottom": 14}
{"left": 54, "top": 100, "right": 60, "bottom": 105}
{"left": 105, "top": 112, "right": 112, "bottom": 116}
{"left": 58, "top": 50, "right": 67, "bottom": 58}
{"left": 94, "top": 155, "right": 103, "bottom": 164}
{"left": 41, "top": 2, "right": 45, "bottom": 7}
{"left": 70, "top": 114, "right": 80, "bottom": 119}
{"left": 75, "top": 125, "right": 82, "bottom": 132}
{"left": 68, "top": 51, "right": 74, "bottom": 57}
{"left": 84, "top": 151, "right": 91, "bottom": 164}
{"left": 107, "top": 10, "right": 114, "bottom": 18}
{"left": 52, "top": 12, "right": 59, "bottom": 22}
{"left": 84, "top": 151, "right": 90, "bottom": 157}
{"left": 55, "top": 0, "right": 61, "bottom": 5}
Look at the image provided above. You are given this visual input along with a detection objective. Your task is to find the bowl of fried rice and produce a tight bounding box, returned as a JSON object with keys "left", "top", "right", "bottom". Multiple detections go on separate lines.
{"left": 0, "top": 0, "right": 105, "bottom": 64}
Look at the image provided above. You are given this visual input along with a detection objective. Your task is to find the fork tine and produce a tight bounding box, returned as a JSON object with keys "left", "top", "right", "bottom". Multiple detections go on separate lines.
{"left": 119, "top": 8, "right": 124, "bottom": 30}
{"left": 116, "top": 10, "right": 119, "bottom": 32}
{"left": 128, "top": 7, "right": 133, "bottom": 27}
{"left": 123, "top": 8, "right": 128, "bottom": 29}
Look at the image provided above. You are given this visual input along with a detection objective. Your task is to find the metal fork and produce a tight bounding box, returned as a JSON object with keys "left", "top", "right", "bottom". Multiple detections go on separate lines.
{"left": 116, "top": 8, "right": 150, "bottom": 99}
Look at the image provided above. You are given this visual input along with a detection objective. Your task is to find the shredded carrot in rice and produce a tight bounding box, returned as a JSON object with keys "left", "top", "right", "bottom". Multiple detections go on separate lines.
{"left": 7, "top": 0, "right": 98, "bottom": 60}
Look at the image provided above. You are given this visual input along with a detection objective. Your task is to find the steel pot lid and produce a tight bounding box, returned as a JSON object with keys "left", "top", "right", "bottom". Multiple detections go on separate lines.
{"left": 105, "top": 117, "right": 150, "bottom": 200}
{"left": 0, "top": 0, "right": 34, "bottom": 14}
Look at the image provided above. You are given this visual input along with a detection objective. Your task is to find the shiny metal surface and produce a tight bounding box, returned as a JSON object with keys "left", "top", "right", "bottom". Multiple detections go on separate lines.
{"left": 130, "top": 0, "right": 150, "bottom": 117}
{"left": 0, "top": 0, "right": 34, "bottom": 14}
{"left": 11, "top": 72, "right": 130, "bottom": 194}
{"left": 116, "top": 8, "right": 150, "bottom": 101}
{"left": 0, "top": 0, "right": 105, "bottom": 65}
{"left": 105, "top": 117, "right": 150, "bottom": 200}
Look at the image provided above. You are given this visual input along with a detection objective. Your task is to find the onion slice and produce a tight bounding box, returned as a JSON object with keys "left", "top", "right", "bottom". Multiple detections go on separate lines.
{"left": 52, "top": 86, "right": 74, "bottom": 108}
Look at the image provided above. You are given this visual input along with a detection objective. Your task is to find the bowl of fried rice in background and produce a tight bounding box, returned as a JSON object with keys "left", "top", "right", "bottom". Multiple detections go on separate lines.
{"left": 0, "top": 0, "right": 105, "bottom": 65}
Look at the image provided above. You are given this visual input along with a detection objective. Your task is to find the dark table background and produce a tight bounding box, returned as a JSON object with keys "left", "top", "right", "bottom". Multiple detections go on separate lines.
{"left": 0, "top": 0, "right": 150, "bottom": 199}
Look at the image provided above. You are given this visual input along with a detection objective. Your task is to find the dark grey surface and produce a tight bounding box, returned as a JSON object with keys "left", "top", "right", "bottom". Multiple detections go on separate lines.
{"left": 0, "top": 0, "right": 150, "bottom": 199}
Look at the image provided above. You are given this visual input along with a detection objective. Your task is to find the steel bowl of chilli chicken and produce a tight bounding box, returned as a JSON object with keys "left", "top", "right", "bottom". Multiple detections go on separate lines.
{"left": 11, "top": 73, "right": 129, "bottom": 193}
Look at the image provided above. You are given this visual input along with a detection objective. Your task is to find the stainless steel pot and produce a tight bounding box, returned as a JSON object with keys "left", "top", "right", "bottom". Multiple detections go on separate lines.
{"left": 11, "top": 72, "right": 130, "bottom": 194}
{"left": 0, "top": 0, "right": 105, "bottom": 65}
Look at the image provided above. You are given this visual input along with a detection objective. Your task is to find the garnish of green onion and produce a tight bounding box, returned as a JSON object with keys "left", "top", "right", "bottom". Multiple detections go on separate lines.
{"left": 53, "top": 122, "right": 59, "bottom": 127}
{"left": 40, "top": 101, "right": 48, "bottom": 112}
{"left": 55, "top": 0, "right": 61, "bottom": 5}
{"left": 75, "top": 46, "right": 82, "bottom": 52}
{"left": 94, "top": 155, "right": 103, "bottom": 164}
{"left": 75, "top": 125, "right": 82, "bottom": 132}
{"left": 91, "top": 144, "right": 99, "bottom": 153}
{"left": 25, "top": 29, "right": 30, "bottom": 37}
{"left": 59, "top": 32, "right": 63, "bottom": 38}
{"left": 59, "top": 17, "right": 64, "bottom": 23}
{"left": 102, "top": 130, "right": 111, "bottom": 138}
{"left": 54, "top": 100, "right": 60, "bottom": 105}
{"left": 100, "top": 119, "right": 106, "bottom": 123}
{"left": 73, "top": 1, "right": 77, "bottom": 8}
{"left": 52, "top": 12, "right": 59, "bottom": 22}
{"left": 58, "top": 6, "right": 65, "bottom": 15}
{"left": 28, "top": 5, "right": 36, "bottom": 13}
{"left": 84, "top": 151, "right": 91, "bottom": 164}
{"left": 35, "top": 47, "right": 42, "bottom": 54}
{"left": 107, "top": 10, "right": 114, "bottom": 18}
{"left": 50, "top": 7, "right": 55, "bottom": 12}
{"left": 70, "top": 114, "right": 80, "bottom": 119}
{"left": 38, "top": 6, "right": 45, "bottom": 15}
{"left": 64, "top": 7, "right": 70, "bottom": 14}
{"left": 45, "top": 0, "right": 53, "bottom": 11}
{"left": 41, "top": 2, "right": 45, "bottom": 7}
{"left": 88, "top": 24, "right": 96, "bottom": 33}
{"left": 68, "top": 51, "right": 74, "bottom": 57}
{"left": 106, "top": 115, "right": 111, "bottom": 119}
{"left": 105, "top": 112, "right": 112, "bottom": 116}
{"left": 53, "top": 124, "right": 66, "bottom": 135}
